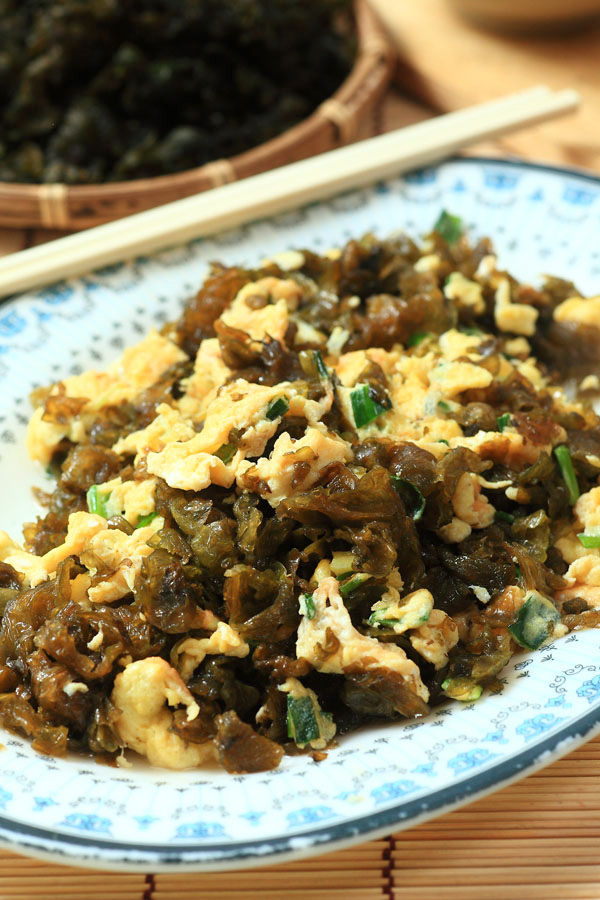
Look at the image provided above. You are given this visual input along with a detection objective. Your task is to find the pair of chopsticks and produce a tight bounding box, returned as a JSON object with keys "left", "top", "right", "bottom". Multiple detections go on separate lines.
{"left": 0, "top": 85, "right": 579, "bottom": 300}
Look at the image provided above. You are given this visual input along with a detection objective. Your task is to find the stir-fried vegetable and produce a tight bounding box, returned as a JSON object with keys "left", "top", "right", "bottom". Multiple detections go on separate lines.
{"left": 0, "top": 218, "right": 598, "bottom": 773}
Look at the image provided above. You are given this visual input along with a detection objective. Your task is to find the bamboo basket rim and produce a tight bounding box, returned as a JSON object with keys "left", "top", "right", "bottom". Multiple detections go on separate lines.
{"left": 0, "top": 0, "right": 395, "bottom": 230}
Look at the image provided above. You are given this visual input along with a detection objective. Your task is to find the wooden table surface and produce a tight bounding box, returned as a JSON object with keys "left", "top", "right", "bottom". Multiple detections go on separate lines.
{"left": 2, "top": 3, "right": 600, "bottom": 896}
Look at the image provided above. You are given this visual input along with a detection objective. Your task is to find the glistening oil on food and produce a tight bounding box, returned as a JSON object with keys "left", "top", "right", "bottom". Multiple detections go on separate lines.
{"left": 1, "top": 213, "right": 600, "bottom": 774}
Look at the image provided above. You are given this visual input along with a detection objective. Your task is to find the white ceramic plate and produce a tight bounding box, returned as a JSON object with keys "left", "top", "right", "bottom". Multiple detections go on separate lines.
{"left": 1, "top": 157, "right": 600, "bottom": 872}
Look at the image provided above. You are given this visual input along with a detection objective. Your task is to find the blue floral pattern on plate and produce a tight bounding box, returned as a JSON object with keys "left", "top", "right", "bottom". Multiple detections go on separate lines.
{"left": 1, "top": 157, "right": 600, "bottom": 871}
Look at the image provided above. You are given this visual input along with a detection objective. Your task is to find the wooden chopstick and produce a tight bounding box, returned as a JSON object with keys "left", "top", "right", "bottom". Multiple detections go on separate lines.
{"left": 0, "top": 85, "right": 579, "bottom": 300}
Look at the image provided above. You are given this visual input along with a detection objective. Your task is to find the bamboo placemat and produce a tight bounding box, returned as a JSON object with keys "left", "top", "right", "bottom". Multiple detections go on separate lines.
{"left": 1, "top": 736, "right": 600, "bottom": 898}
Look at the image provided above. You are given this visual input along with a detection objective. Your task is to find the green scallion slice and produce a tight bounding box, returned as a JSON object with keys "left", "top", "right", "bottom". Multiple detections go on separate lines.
{"left": 441, "top": 677, "right": 483, "bottom": 702}
{"left": 86, "top": 484, "right": 110, "bottom": 518}
{"left": 339, "top": 573, "right": 371, "bottom": 596}
{"left": 434, "top": 210, "right": 463, "bottom": 244}
{"left": 214, "top": 442, "right": 237, "bottom": 464}
{"left": 350, "top": 384, "right": 389, "bottom": 428}
{"left": 577, "top": 532, "right": 600, "bottom": 549}
{"left": 299, "top": 593, "right": 316, "bottom": 619}
{"left": 437, "top": 438, "right": 449, "bottom": 446}
{"left": 406, "top": 331, "right": 431, "bottom": 348}
{"left": 266, "top": 395, "right": 290, "bottom": 420}
{"left": 437, "top": 400, "right": 451, "bottom": 413}
{"left": 368, "top": 610, "right": 402, "bottom": 627}
{"left": 554, "top": 444, "right": 580, "bottom": 504}
{"left": 391, "top": 476, "right": 426, "bottom": 521}
{"left": 286, "top": 693, "right": 334, "bottom": 749}
{"left": 286, "top": 695, "right": 320, "bottom": 746}
{"left": 314, "top": 350, "right": 329, "bottom": 379}
{"left": 299, "top": 349, "right": 329, "bottom": 381}
{"left": 508, "top": 592, "right": 562, "bottom": 650}
{"left": 136, "top": 512, "right": 158, "bottom": 529}
{"left": 495, "top": 509, "right": 515, "bottom": 524}
{"left": 497, "top": 413, "right": 511, "bottom": 433}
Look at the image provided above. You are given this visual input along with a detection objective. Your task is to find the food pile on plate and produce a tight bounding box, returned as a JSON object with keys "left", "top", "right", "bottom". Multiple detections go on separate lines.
{"left": 1, "top": 213, "right": 599, "bottom": 772}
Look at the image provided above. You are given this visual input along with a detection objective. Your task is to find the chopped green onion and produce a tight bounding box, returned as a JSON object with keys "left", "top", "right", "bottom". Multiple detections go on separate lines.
{"left": 266, "top": 395, "right": 290, "bottom": 420}
{"left": 434, "top": 210, "right": 463, "bottom": 244}
{"left": 497, "top": 413, "right": 511, "bottom": 433}
{"left": 299, "top": 593, "right": 316, "bottom": 619}
{"left": 214, "top": 442, "right": 237, "bottom": 464}
{"left": 460, "top": 327, "right": 483, "bottom": 337}
{"left": 286, "top": 693, "right": 334, "bottom": 749}
{"left": 287, "top": 695, "right": 320, "bottom": 746}
{"left": 406, "top": 331, "right": 431, "bottom": 348}
{"left": 299, "top": 349, "right": 329, "bottom": 381}
{"left": 136, "top": 512, "right": 158, "bottom": 529}
{"left": 350, "top": 384, "right": 389, "bottom": 428}
{"left": 577, "top": 532, "right": 600, "bottom": 549}
{"left": 508, "top": 591, "right": 562, "bottom": 650}
{"left": 86, "top": 484, "right": 110, "bottom": 518}
{"left": 339, "top": 573, "right": 372, "bottom": 596}
{"left": 554, "top": 444, "right": 580, "bottom": 504}
{"left": 437, "top": 400, "right": 451, "bottom": 413}
{"left": 495, "top": 509, "right": 515, "bottom": 524}
{"left": 391, "top": 476, "right": 426, "bottom": 521}
{"left": 515, "top": 564, "right": 522, "bottom": 580}
{"left": 441, "top": 677, "right": 483, "bottom": 702}
{"left": 314, "top": 350, "right": 329, "bottom": 379}
{"left": 437, "top": 439, "right": 449, "bottom": 446}
{"left": 368, "top": 610, "right": 402, "bottom": 627}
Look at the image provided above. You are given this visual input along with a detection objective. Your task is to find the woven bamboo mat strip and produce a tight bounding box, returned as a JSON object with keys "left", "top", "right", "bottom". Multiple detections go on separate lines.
{"left": 390, "top": 735, "right": 600, "bottom": 898}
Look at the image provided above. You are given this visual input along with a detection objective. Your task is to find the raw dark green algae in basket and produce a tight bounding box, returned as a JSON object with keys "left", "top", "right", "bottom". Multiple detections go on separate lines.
{"left": 0, "top": 0, "right": 355, "bottom": 184}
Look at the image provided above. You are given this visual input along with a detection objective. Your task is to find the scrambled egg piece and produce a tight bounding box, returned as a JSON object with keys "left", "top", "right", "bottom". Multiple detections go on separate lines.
{"left": 237, "top": 425, "right": 353, "bottom": 507}
{"left": 494, "top": 278, "right": 539, "bottom": 336}
{"left": 452, "top": 427, "right": 565, "bottom": 467}
{"left": 556, "top": 487, "right": 600, "bottom": 564}
{"left": 296, "top": 576, "right": 429, "bottom": 701}
{"left": 437, "top": 517, "right": 472, "bottom": 544}
{"left": 0, "top": 511, "right": 108, "bottom": 587}
{"left": 409, "top": 608, "right": 459, "bottom": 669}
{"left": 443, "top": 272, "right": 485, "bottom": 314}
{"left": 177, "top": 337, "right": 232, "bottom": 420}
{"left": 27, "top": 331, "right": 187, "bottom": 465}
{"left": 574, "top": 486, "right": 600, "bottom": 531}
{"left": 428, "top": 360, "right": 493, "bottom": 398}
{"left": 112, "top": 657, "right": 215, "bottom": 769}
{"left": 112, "top": 402, "right": 196, "bottom": 462}
{"left": 173, "top": 623, "right": 250, "bottom": 681}
{"left": 97, "top": 476, "right": 157, "bottom": 526}
{"left": 452, "top": 472, "right": 495, "bottom": 528}
{"left": 553, "top": 295, "right": 600, "bottom": 327}
{"left": 146, "top": 378, "right": 334, "bottom": 493}
{"left": 370, "top": 587, "right": 434, "bottom": 634}
{"left": 219, "top": 276, "right": 301, "bottom": 346}
{"left": 556, "top": 556, "right": 600, "bottom": 608}
{"left": 0, "top": 511, "right": 163, "bottom": 609}
{"left": 437, "top": 329, "right": 484, "bottom": 361}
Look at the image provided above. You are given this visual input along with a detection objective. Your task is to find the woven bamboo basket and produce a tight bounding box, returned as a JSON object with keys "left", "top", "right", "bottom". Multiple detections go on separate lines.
{"left": 0, "top": 0, "right": 395, "bottom": 231}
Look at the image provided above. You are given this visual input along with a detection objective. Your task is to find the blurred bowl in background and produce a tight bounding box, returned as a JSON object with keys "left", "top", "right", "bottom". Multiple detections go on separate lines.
{"left": 447, "top": 0, "right": 600, "bottom": 31}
